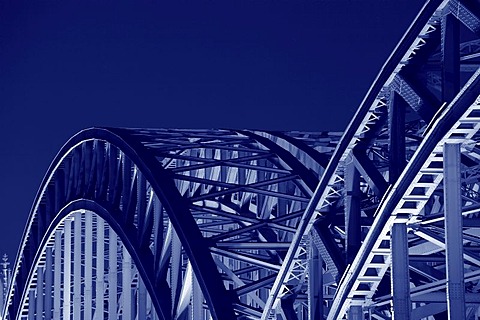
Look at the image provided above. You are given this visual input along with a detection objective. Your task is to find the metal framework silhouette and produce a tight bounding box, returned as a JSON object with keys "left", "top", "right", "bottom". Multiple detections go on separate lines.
{"left": 3, "top": 0, "right": 480, "bottom": 319}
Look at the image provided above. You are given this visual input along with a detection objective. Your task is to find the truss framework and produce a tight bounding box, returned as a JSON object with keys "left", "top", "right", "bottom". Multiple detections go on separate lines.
{"left": 2, "top": 128, "right": 340, "bottom": 320}
{"left": 4, "top": 0, "right": 480, "bottom": 319}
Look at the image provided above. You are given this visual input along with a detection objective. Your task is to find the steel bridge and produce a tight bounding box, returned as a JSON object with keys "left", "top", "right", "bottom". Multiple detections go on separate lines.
{"left": 3, "top": 0, "right": 480, "bottom": 319}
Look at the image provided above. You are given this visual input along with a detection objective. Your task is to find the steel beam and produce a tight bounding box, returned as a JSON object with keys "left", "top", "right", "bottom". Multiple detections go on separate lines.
{"left": 345, "top": 162, "right": 361, "bottom": 264}
{"left": 36, "top": 266, "right": 44, "bottom": 320}
{"left": 388, "top": 91, "right": 406, "bottom": 183}
{"left": 443, "top": 143, "right": 466, "bottom": 319}
{"left": 122, "top": 245, "right": 132, "bottom": 319}
{"left": 109, "top": 227, "right": 118, "bottom": 320}
{"left": 45, "top": 247, "right": 52, "bottom": 320}
{"left": 28, "top": 289, "right": 35, "bottom": 319}
{"left": 392, "top": 74, "right": 438, "bottom": 123}
{"left": 73, "top": 212, "right": 82, "bottom": 319}
{"left": 442, "top": 13, "right": 460, "bottom": 102}
{"left": 64, "top": 219, "right": 72, "bottom": 320}
{"left": 390, "top": 222, "right": 411, "bottom": 320}
{"left": 85, "top": 213, "right": 93, "bottom": 320}
{"left": 138, "top": 277, "right": 147, "bottom": 320}
{"left": 95, "top": 217, "right": 105, "bottom": 320}
{"left": 171, "top": 228, "right": 182, "bottom": 317}
{"left": 53, "top": 231, "right": 61, "bottom": 319}
{"left": 308, "top": 238, "right": 322, "bottom": 320}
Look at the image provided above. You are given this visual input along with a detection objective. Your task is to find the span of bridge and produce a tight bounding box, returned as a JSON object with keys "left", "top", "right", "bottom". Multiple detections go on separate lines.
{"left": 3, "top": 0, "right": 480, "bottom": 319}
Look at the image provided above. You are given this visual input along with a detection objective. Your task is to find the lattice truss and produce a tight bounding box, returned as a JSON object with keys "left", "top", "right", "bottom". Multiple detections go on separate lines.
{"left": 1, "top": 129, "right": 340, "bottom": 320}
{"left": 6, "top": 0, "right": 480, "bottom": 319}
{"left": 277, "top": 0, "right": 480, "bottom": 319}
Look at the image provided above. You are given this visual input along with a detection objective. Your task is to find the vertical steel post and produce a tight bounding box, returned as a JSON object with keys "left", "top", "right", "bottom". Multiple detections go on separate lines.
{"left": 108, "top": 227, "right": 118, "bottom": 320}
{"left": 442, "top": 13, "right": 460, "bottom": 102}
{"left": 64, "top": 219, "right": 72, "bottom": 320}
{"left": 54, "top": 230, "right": 62, "bottom": 319}
{"left": 308, "top": 236, "right": 322, "bottom": 320}
{"left": 36, "top": 266, "right": 44, "bottom": 320}
{"left": 388, "top": 91, "right": 406, "bottom": 184}
{"left": 138, "top": 277, "right": 147, "bottom": 320}
{"left": 85, "top": 213, "right": 93, "bottom": 320}
{"left": 45, "top": 247, "right": 53, "bottom": 320}
{"left": 443, "top": 143, "right": 465, "bottom": 319}
{"left": 153, "top": 195, "right": 163, "bottom": 276}
{"left": 171, "top": 229, "right": 182, "bottom": 315}
{"left": 146, "top": 289, "right": 154, "bottom": 320}
{"left": 122, "top": 245, "right": 132, "bottom": 319}
{"left": 390, "top": 222, "right": 411, "bottom": 319}
{"left": 95, "top": 217, "right": 105, "bottom": 320}
{"left": 73, "top": 212, "right": 82, "bottom": 319}
{"left": 28, "top": 289, "right": 35, "bottom": 319}
{"left": 345, "top": 162, "right": 361, "bottom": 264}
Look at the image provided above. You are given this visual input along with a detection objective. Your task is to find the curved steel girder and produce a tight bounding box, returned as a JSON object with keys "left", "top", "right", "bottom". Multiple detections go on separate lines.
{"left": 7, "top": 127, "right": 334, "bottom": 320}
{"left": 107, "top": 127, "right": 237, "bottom": 320}
{"left": 10, "top": 199, "right": 169, "bottom": 319}
{"left": 339, "top": 0, "right": 444, "bottom": 149}
{"left": 260, "top": 0, "right": 460, "bottom": 318}
{"left": 324, "top": 1, "right": 480, "bottom": 317}
{"left": 328, "top": 56, "right": 480, "bottom": 319}
{"left": 6, "top": 128, "right": 237, "bottom": 320}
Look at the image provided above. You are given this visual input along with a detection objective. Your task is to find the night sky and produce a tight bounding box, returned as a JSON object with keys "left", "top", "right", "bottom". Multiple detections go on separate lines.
{"left": 0, "top": 0, "right": 425, "bottom": 262}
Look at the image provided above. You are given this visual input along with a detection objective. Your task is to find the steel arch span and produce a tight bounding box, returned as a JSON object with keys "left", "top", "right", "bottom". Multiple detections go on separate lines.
{"left": 2, "top": 128, "right": 340, "bottom": 320}
{"left": 5, "top": 0, "right": 480, "bottom": 319}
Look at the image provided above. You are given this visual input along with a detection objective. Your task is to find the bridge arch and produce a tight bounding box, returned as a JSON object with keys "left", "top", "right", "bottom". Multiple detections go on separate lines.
{"left": 3, "top": 128, "right": 336, "bottom": 319}
{"left": 13, "top": 202, "right": 162, "bottom": 319}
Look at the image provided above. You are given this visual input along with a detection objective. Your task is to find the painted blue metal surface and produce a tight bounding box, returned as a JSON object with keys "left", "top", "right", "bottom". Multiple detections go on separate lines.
{"left": 3, "top": 0, "right": 480, "bottom": 319}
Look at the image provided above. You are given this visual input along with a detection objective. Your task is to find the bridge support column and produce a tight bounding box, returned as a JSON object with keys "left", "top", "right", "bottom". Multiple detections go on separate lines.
{"left": 54, "top": 230, "right": 61, "bottom": 319}
{"left": 122, "top": 245, "right": 132, "bottom": 319}
{"left": 345, "top": 163, "right": 361, "bottom": 264}
{"left": 308, "top": 237, "right": 322, "bottom": 320}
{"left": 64, "top": 219, "right": 72, "bottom": 320}
{"left": 45, "top": 247, "right": 52, "bottom": 320}
{"left": 388, "top": 91, "right": 406, "bottom": 183}
{"left": 171, "top": 228, "right": 181, "bottom": 314}
{"left": 108, "top": 227, "right": 118, "bottom": 320}
{"left": 95, "top": 217, "right": 105, "bottom": 320}
{"left": 73, "top": 212, "right": 82, "bottom": 319}
{"left": 36, "top": 266, "right": 44, "bottom": 320}
{"left": 443, "top": 143, "right": 465, "bottom": 319}
{"left": 391, "top": 222, "right": 411, "bottom": 320}
{"left": 442, "top": 13, "right": 460, "bottom": 102}
{"left": 138, "top": 277, "right": 147, "bottom": 320}
{"left": 85, "top": 212, "right": 93, "bottom": 320}
{"left": 28, "top": 289, "right": 35, "bottom": 319}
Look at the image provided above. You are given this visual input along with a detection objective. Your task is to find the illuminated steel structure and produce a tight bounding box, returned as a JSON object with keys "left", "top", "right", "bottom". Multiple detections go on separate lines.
{"left": 4, "top": 0, "right": 480, "bottom": 318}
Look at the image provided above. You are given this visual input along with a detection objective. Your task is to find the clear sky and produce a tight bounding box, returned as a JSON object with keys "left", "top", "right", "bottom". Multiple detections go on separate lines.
{"left": 0, "top": 0, "right": 425, "bottom": 262}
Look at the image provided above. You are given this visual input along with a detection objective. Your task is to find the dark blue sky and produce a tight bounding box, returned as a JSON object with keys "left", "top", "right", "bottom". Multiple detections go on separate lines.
{"left": 0, "top": 0, "right": 425, "bottom": 261}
